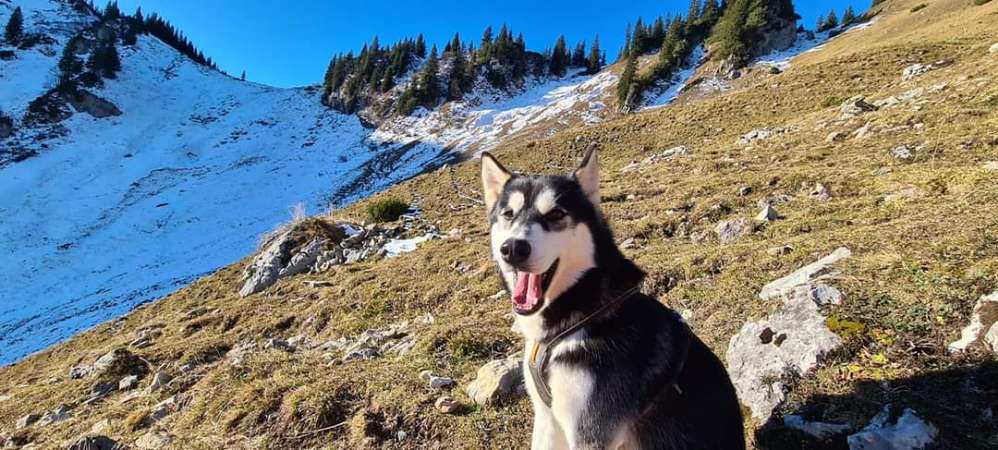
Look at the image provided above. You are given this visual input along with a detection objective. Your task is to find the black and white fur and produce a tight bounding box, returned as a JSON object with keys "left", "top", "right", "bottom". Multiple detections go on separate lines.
{"left": 481, "top": 150, "right": 745, "bottom": 450}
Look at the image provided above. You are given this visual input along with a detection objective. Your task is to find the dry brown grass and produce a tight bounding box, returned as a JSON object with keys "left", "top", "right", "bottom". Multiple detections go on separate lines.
{"left": 2, "top": 0, "right": 997, "bottom": 448}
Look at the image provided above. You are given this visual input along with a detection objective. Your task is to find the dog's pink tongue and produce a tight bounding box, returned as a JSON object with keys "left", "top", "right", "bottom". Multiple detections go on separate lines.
{"left": 512, "top": 272, "right": 543, "bottom": 311}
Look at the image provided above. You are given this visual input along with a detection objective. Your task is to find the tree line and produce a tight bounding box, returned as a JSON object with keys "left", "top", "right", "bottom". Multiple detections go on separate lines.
{"left": 322, "top": 25, "right": 605, "bottom": 116}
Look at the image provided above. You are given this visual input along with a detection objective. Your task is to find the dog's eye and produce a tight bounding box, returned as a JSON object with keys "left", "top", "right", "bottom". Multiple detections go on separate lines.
{"left": 501, "top": 209, "right": 514, "bottom": 220}
{"left": 545, "top": 209, "right": 566, "bottom": 222}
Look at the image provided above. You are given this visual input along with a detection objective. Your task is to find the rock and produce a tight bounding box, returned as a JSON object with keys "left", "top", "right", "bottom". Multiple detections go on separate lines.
{"left": 148, "top": 396, "right": 178, "bottom": 423}
{"left": 65, "top": 89, "right": 122, "bottom": 118}
{"left": 738, "top": 127, "right": 787, "bottom": 145}
{"left": 239, "top": 230, "right": 294, "bottom": 296}
{"left": 792, "top": 283, "right": 844, "bottom": 306}
{"left": 265, "top": 338, "right": 296, "bottom": 353}
{"left": 847, "top": 405, "right": 937, "bottom": 450}
{"left": 465, "top": 357, "right": 524, "bottom": 406}
{"left": 901, "top": 63, "right": 933, "bottom": 82}
{"left": 146, "top": 371, "right": 172, "bottom": 393}
{"left": 69, "top": 366, "right": 90, "bottom": 379}
{"left": 727, "top": 294, "right": 843, "bottom": 421}
{"left": 66, "top": 435, "right": 120, "bottom": 450}
{"left": 83, "top": 381, "right": 117, "bottom": 404}
{"left": 278, "top": 238, "right": 324, "bottom": 277}
{"left": 435, "top": 396, "right": 460, "bottom": 414}
{"left": 135, "top": 431, "right": 171, "bottom": 449}
{"left": 619, "top": 238, "right": 637, "bottom": 249}
{"left": 891, "top": 145, "right": 914, "bottom": 161}
{"left": 990, "top": 43, "right": 998, "bottom": 55}
{"left": 738, "top": 186, "right": 753, "bottom": 196}
{"left": 980, "top": 161, "right": 998, "bottom": 172}
{"left": 91, "top": 348, "right": 146, "bottom": 379}
{"left": 784, "top": 415, "right": 851, "bottom": 440}
{"left": 90, "top": 418, "right": 113, "bottom": 434}
{"left": 227, "top": 341, "right": 257, "bottom": 366}
{"left": 759, "top": 247, "right": 852, "bottom": 300}
{"left": 429, "top": 376, "right": 455, "bottom": 389}
{"left": 756, "top": 204, "right": 779, "bottom": 222}
{"left": 808, "top": 183, "right": 831, "bottom": 201}
{"left": 758, "top": 194, "right": 794, "bottom": 208}
{"left": 119, "top": 375, "right": 139, "bottom": 391}
{"left": 854, "top": 122, "right": 874, "bottom": 139}
{"left": 37, "top": 404, "right": 72, "bottom": 426}
{"left": 715, "top": 218, "right": 749, "bottom": 244}
{"left": 840, "top": 96, "right": 878, "bottom": 117}
{"left": 826, "top": 131, "right": 846, "bottom": 143}
{"left": 622, "top": 145, "right": 690, "bottom": 172}
{"left": 948, "top": 290, "right": 998, "bottom": 353}
{"left": 768, "top": 245, "right": 793, "bottom": 256}
{"left": 16, "top": 413, "right": 41, "bottom": 429}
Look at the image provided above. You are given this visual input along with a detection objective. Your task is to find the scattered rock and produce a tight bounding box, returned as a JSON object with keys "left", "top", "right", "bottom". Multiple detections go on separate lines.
{"left": 901, "top": 63, "right": 933, "bottom": 82}
{"left": 37, "top": 404, "right": 72, "bottom": 426}
{"left": 69, "top": 366, "right": 90, "bottom": 379}
{"left": 16, "top": 413, "right": 41, "bottom": 429}
{"left": 792, "top": 283, "right": 844, "bottom": 306}
{"left": 619, "top": 238, "right": 637, "bottom": 249}
{"left": 784, "top": 414, "right": 851, "bottom": 440}
{"left": 948, "top": 290, "right": 998, "bottom": 353}
{"left": 148, "top": 396, "right": 178, "bottom": 423}
{"left": 840, "top": 96, "right": 878, "bottom": 117}
{"left": 429, "top": 376, "right": 455, "bottom": 389}
{"left": 758, "top": 194, "right": 794, "bottom": 208}
{"left": 738, "top": 127, "right": 787, "bottom": 145}
{"left": 759, "top": 247, "right": 852, "bottom": 300}
{"left": 891, "top": 145, "right": 914, "bottom": 161}
{"left": 990, "top": 43, "right": 998, "bottom": 55}
{"left": 278, "top": 238, "right": 324, "bottom": 277}
{"left": 826, "top": 131, "right": 846, "bottom": 143}
{"left": 91, "top": 348, "right": 146, "bottom": 379}
{"left": 768, "top": 245, "right": 794, "bottom": 256}
{"left": 119, "top": 375, "right": 139, "bottom": 391}
{"left": 135, "top": 431, "right": 172, "bottom": 449}
{"left": 83, "top": 381, "right": 117, "bottom": 404}
{"left": 465, "top": 356, "right": 524, "bottom": 406}
{"left": 265, "top": 338, "right": 296, "bottom": 353}
{"left": 65, "top": 89, "right": 122, "bottom": 118}
{"left": 756, "top": 204, "right": 779, "bottom": 222}
{"left": 66, "top": 435, "right": 120, "bottom": 450}
{"left": 435, "top": 396, "right": 460, "bottom": 414}
{"left": 146, "top": 371, "right": 172, "bottom": 393}
{"left": 715, "top": 218, "right": 749, "bottom": 244}
{"left": 808, "top": 183, "right": 831, "bottom": 201}
{"left": 738, "top": 186, "right": 753, "bottom": 196}
{"left": 847, "top": 405, "right": 937, "bottom": 450}
{"left": 90, "top": 418, "right": 113, "bottom": 434}
{"left": 727, "top": 293, "right": 843, "bottom": 421}
{"left": 621, "top": 146, "right": 689, "bottom": 171}
{"left": 227, "top": 341, "right": 258, "bottom": 367}
{"left": 240, "top": 229, "right": 322, "bottom": 296}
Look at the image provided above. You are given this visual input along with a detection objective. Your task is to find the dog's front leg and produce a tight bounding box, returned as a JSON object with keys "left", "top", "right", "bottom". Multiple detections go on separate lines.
{"left": 549, "top": 366, "right": 619, "bottom": 450}
{"left": 531, "top": 405, "right": 568, "bottom": 450}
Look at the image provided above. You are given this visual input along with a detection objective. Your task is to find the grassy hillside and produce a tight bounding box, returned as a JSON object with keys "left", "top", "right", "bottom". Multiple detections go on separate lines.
{"left": 2, "top": 0, "right": 997, "bottom": 448}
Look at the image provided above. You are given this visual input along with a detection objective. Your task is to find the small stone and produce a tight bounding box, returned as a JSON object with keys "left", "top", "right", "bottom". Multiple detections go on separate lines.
{"left": 265, "top": 338, "right": 296, "bottom": 353}
{"left": 891, "top": 145, "right": 914, "bottom": 161}
{"left": 91, "top": 418, "right": 113, "bottom": 434}
{"left": 429, "top": 376, "right": 455, "bottom": 389}
{"left": 715, "top": 218, "right": 749, "bottom": 244}
{"left": 901, "top": 63, "right": 933, "bottom": 82}
{"left": 620, "top": 238, "right": 637, "bottom": 249}
{"left": 826, "top": 131, "right": 846, "bottom": 143}
{"left": 809, "top": 183, "right": 831, "bottom": 201}
{"left": 148, "top": 396, "right": 178, "bottom": 423}
{"left": 990, "top": 43, "right": 998, "bottom": 55}
{"left": 135, "top": 431, "right": 172, "bottom": 449}
{"left": 738, "top": 186, "right": 753, "bottom": 196}
{"left": 435, "top": 396, "right": 460, "bottom": 414}
{"left": 67, "top": 435, "right": 120, "bottom": 450}
{"left": 767, "top": 245, "right": 793, "bottom": 256}
{"left": 840, "top": 96, "right": 877, "bottom": 117}
{"left": 37, "top": 404, "right": 72, "bottom": 426}
{"left": 119, "top": 375, "right": 139, "bottom": 391}
{"left": 756, "top": 204, "right": 779, "bottom": 222}
{"left": 91, "top": 348, "right": 146, "bottom": 378}
{"left": 465, "top": 357, "right": 524, "bottom": 406}
{"left": 146, "top": 371, "right": 172, "bottom": 393}
{"left": 979, "top": 161, "right": 998, "bottom": 172}
{"left": 784, "top": 415, "right": 850, "bottom": 440}
{"left": 16, "top": 413, "right": 41, "bottom": 429}
{"left": 69, "top": 366, "right": 90, "bottom": 379}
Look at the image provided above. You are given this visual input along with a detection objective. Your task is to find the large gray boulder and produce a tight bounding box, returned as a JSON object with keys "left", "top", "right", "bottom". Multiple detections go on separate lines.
{"left": 758, "top": 247, "right": 851, "bottom": 300}
{"left": 66, "top": 435, "right": 121, "bottom": 450}
{"left": 715, "top": 218, "right": 749, "bottom": 244}
{"left": 240, "top": 230, "right": 327, "bottom": 296}
{"left": 947, "top": 290, "right": 998, "bottom": 354}
{"left": 847, "top": 405, "right": 937, "bottom": 450}
{"left": 91, "top": 348, "right": 146, "bottom": 379}
{"left": 465, "top": 356, "right": 524, "bottom": 406}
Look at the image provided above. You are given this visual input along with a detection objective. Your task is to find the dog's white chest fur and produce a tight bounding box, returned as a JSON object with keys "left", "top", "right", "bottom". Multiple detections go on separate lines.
{"left": 523, "top": 332, "right": 598, "bottom": 450}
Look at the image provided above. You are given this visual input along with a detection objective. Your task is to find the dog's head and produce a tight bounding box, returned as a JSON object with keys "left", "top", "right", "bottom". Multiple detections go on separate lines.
{"left": 481, "top": 149, "right": 602, "bottom": 315}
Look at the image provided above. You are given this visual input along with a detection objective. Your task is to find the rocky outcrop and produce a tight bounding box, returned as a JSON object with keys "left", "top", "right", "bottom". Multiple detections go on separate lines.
{"left": 715, "top": 218, "right": 749, "bottom": 244}
{"left": 90, "top": 348, "right": 147, "bottom": 379}
{"left": 66, "top": 435, "right": 120, "bottom": 450}
{"left": 728, "top": 248, "right": 852, "bottom": 421}
{"left": 621, "top": 145, "right": 689, "bottom": 172}
{"left": 66, "top": 89, "right": 122, "bottom": 118}
{"left": 465, "top": 356, "right": 524, "bottom": 406}
{"left": 948, "top": 290, "right": 998, "bottom": 354}
{"left": 847, "top": 405, "right": 937, "bottom": 450}
{"left": 738, "top": 127, "right": 788, "bottom": 145}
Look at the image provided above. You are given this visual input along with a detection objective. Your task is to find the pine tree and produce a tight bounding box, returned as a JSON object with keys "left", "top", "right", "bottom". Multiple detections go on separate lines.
{"left": 240, "top": 70, "right": 246, "bottom": 81}
{"left": 549, "top": 35, "right": 569, "bottom": 76}
{"left": 103, "top": 1, "right": 120, "bottom": 20}
{"left": 587, "top": 35, "right": 602, "bottom": 74}
{"left": 89, "top": 41, "right": 121, "bottom": 78}
{"left": 572, "top": 41, "right": 586, "bottom": 67}
{"left": 687, "top": 0, "right": 701, "bottom": 23}
{"left": 651, "top": 17, "right": 665, "bottom": 44}
{"left": 617, "top": 55, "right": 636, "bottom": 107}
{"left": 58, "top": 36, "right": 83, "bottom": 80}
{"left": 133, "top": 7, "right": 144, "bottom": 24}
{"left": 702, "top": 0, "right": 720, "bottom": 24}
{"left": 447, "top": 33, "right": 470, "bottom": 100}
{"left": 420, "top": 45, "right": 440, "bottom": 105}
{"left": 815, "top": 14, "right": 825, "bottom": 32}
{"left": 414, "top": 34, "right": 426, "bottom": 58}
{"left": 621, "top": 23, "right": 632, "bottom": 60}
{"left": 631, "top": 17, "right": 647, "bottom": 55}
{"left": 842, "top": 6, "right": 856, "bottom": 26}
{"left": 4, "top": 6, "right": 23, "bottom": 45}
{"left": 825, "top": 10, "right": 839, "bottom": 30}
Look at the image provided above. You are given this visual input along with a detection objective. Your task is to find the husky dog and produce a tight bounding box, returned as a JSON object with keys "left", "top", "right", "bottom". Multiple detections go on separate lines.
{"left": 481, "top": 149, "right": 744, "bottom": 450}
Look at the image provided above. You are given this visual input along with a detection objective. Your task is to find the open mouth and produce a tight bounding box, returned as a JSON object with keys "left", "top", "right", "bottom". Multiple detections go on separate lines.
{"left": 511, "top": 259, "right": 559, "bottom": 315}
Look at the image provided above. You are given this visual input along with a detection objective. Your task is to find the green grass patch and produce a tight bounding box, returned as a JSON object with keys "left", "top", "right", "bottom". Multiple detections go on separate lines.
{"left": 974, "top": 0, "right": 992, "bottom": 6}
{"left": 365, "top": 198, "right": 409, "bottom": 223}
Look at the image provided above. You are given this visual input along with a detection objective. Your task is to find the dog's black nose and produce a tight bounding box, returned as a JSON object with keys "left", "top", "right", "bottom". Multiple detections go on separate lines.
{"left": 500, "top": 239, "right": 531, "bottom": 265}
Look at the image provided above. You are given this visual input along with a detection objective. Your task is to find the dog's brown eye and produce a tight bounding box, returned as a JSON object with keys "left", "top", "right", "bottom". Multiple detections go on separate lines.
{"left": 501, "top": 209, "right": 514, "bottom": 219}
{"left": 545, "top": 209, "right": 566, "bottom": 221}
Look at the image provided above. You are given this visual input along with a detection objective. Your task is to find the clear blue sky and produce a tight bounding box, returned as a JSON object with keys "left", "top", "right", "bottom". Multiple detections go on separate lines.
{"left": 114, "top": 0, "right": 871, "bottom": 88}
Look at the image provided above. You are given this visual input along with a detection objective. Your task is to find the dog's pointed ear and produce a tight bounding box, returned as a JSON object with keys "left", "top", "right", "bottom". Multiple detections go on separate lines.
{"left": 481, "top": 152, "right": 511, "bottom": 211}
{"left": 573, "top": 148, "right": 599, "bottom": 205}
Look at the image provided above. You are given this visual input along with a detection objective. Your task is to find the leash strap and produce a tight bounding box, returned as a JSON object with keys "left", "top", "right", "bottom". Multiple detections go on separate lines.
{"left": 527, "top": 285, "right": 641, "bottom": 409}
